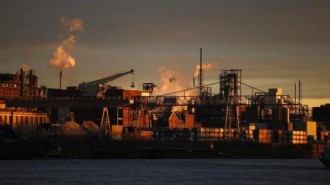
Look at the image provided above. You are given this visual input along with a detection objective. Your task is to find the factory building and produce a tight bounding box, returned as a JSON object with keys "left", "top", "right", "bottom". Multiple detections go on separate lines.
{"left": 0, "top": 68, "right": 38, "bottom": 99}
{"left": 0, "top": 109, "right": 48, "bottom": 136}
{"left": 0, "top": 67, "right": 43, "bottom": 135}
{"left": 0, "top": 73, "right": 20, "bottom": 99}
{"left": 1, "top": 65, "right": 323, "bottom": 144}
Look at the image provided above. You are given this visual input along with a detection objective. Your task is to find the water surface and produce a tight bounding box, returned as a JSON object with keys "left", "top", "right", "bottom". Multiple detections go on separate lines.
{"left": 0, "top": 159, "right": 328, "bottom": 185}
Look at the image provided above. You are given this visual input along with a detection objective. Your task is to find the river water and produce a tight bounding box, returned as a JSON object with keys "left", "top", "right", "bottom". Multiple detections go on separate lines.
{"left": 0, "top": 159, "right": 328, "bottom": 185}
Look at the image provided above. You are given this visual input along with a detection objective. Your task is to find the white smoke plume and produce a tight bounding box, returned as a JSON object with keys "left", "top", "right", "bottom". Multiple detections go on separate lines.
{"left": 194, "top": 63, "right": 214, "bottom": 77}
{"left": 49, "top": 17, "right": 83, "bottom": 69}
{"left": 154, "top": 66, "right": 197, "bottom": 96}
{"left": 22, "top": 65, "right": 30, "bottom": 72}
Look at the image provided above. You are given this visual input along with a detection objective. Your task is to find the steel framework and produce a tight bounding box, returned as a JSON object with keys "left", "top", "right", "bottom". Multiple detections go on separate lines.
{"left": 219, "top": 69, "right": 242, "bottom": 137}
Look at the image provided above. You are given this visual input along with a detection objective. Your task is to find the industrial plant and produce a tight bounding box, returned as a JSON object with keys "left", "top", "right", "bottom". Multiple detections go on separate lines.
{"left": 0, "top": 49, "right": 329, "bottom": 159}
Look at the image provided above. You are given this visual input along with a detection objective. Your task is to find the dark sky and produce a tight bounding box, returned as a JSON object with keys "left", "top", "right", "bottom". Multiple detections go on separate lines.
{"left": 1, "top": 0, "right": 330, "bottom": 106}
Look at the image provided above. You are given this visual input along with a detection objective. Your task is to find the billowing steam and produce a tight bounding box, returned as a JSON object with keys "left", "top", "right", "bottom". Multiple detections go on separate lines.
{"left": 22, "top": 64, "right": 30, "bottom": 72}
{"left": 155, "top": 66, "right": 197, "bottom": 113}
{"left": 194, "top": 63, "right": 213, "bottom": 77}
{"left": 154, "top": 66, "right": 197, "bottom": 96}
{"left": 49, "top": 17, "right": 83, "bottom": 69}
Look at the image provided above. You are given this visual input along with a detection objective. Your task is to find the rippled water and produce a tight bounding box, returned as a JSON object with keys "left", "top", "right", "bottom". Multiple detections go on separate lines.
{"left": 0, "top": 159, "right": 328, "bottom": 185}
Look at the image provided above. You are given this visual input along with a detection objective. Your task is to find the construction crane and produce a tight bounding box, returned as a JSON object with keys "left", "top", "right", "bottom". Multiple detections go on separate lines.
{"left": 79, "top": 69, "right": 134, "bottom": 97}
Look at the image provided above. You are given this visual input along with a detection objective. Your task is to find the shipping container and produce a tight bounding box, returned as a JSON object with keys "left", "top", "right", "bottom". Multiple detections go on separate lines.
{"left": 255, "top": 129, "right": 271, "bottom": 143}
{"left": 288, "top": 130, "right": 307, "bottom": 144}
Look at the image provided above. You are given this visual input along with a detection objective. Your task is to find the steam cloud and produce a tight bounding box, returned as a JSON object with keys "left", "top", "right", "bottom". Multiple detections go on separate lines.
{"left": 22, "top": 64, "right": 30, "bottom": 72}
{"left": 194, "top": 63, "right": 213, "bottom": 77}
{"left": 49, "top": 17, "right": 84, "bottom": 69}
{"left": 154, "top": 66, "right": 197, "bottom": 96}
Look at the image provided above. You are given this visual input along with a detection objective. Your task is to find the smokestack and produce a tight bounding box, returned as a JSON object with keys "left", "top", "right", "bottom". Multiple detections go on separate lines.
{"left": 294, "top": 82, "right": 296, "bottom": 112}
{"left": 298, "top": 80, "right": 302, "bottom": 120}
{"left": 199, "top": 48, "right": 203, "bottom": 96}
{"left": 193, "top": 76, "right": 195, "bottom": 87}
{"left": 60, "top": 69, "right": 62, "bottom": 90}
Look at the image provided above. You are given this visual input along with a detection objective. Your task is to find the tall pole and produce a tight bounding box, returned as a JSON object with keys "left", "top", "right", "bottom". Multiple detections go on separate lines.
{"left": 199, "top": 48, "right": 203, "bottom": 96}
{"left": 60, "top": 69, "right": 62, "bottom": 90}
{"left": 295, "top": 82, "right": 296, "bottom": 114}
{"left": 298, "top": 80, "right": 302, "bottom": 121}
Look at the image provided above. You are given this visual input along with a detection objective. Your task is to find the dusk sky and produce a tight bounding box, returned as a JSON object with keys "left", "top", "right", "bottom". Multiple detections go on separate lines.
{"left": 1, "top": 0, "right": 330, "bottom": 107}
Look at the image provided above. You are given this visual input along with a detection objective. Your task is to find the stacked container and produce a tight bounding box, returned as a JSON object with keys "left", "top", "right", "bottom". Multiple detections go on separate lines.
{"left": 255, "top": 129, "right": 272, "bottom": 143}
{"left": 173, "top": 129, "right": 190, "bottom": 141}
{"left": 225, "top": 128, "right": 235, "bottom": 138}
{"left": 153, "top": 128, "right": 191, "bottom": 141}
{"left": 273, "top": 130, "right": 284, "bottom": 143}
{"left": 240, "top": 129, "right": 254, "bottom": 140}
{"left": 289, "top": 130, "right": 307, "bottom": 144}
{"left": 200, "top": 128, "right": 213, "bottom": 141}
{"left": 199, "top": 128, "right": 227, "bottom": 141}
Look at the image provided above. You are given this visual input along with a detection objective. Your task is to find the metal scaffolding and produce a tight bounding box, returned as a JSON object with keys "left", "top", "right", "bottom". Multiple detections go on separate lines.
{"left": 219, "top": 69, "right": 242, "bottom": 137}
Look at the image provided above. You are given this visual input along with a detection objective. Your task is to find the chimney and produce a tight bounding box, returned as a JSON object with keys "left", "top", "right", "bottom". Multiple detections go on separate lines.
{"left": 60, "top": 69, "right": 62, "bottom": 90}
{"left": 199, "top": 48, "right": 203, "bottom": 96}
{"left": 193, "top": 76, "right": 195, "bottom": 87}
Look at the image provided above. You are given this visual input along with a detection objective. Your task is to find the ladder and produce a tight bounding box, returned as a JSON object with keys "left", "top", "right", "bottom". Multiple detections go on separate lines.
{"left": 99, "top": 107, "right": 111, "bottom": 136}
